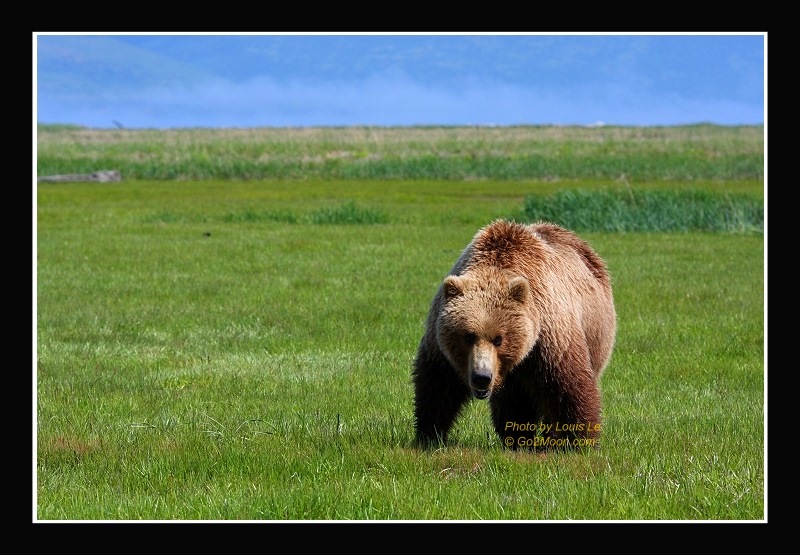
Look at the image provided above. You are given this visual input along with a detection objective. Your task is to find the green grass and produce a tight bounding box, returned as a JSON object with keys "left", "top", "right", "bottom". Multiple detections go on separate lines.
{"left": 36, "top": 176, "right": 764, "bottom": 521}
{"left": 36, "top": 124, "right": 764, "bottom": 181}
{"left": 523, "top": 188, "right": 763, "bottom": 233}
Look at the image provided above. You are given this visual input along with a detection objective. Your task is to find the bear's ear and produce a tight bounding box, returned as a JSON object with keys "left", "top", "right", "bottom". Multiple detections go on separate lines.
{"left": 443, "top": 275, "right": 465, "bottom": 299}
{"left": 508, "top": 276, "right": 530, "bottom": 303}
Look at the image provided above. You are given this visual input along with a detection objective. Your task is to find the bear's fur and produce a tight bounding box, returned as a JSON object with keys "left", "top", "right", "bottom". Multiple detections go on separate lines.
{"left": 412, "top": 220, "right": 616, "bottom": 449}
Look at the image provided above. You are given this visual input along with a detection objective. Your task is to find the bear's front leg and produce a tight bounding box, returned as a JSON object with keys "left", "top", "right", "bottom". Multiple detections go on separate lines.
{"left": 412, "top": 342, "right": 471, "bottom": 448}
{"left": 545, "top": 346, "right": 603, "bottom": 449}
{"left": 490, "top": 370, "right": 543, "bottom": 450}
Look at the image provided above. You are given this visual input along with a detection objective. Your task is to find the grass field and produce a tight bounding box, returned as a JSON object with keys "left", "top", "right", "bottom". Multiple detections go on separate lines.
{"left": 35, "top": 125, "right": 765, "bottom": 521}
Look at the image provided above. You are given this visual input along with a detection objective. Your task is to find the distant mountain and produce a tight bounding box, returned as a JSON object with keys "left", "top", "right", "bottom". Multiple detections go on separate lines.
{"left": 37, "top": 35, "right": 214, "bottom": 96}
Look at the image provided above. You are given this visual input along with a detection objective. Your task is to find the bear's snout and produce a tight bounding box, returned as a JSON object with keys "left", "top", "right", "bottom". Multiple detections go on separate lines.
{"left": 469, "top": 343, "right": 497, "bottom": 399}
{"left": 470, "top": 367, "right": 492, "bottom": 398}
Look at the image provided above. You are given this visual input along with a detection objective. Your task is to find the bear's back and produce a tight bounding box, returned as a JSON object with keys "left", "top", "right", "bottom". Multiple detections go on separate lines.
{"left": 454, "top": 220, "right": 610, "bottom": 288}
{"left": 526, "top": 221, "right": 612, "bottom": 286}
{"left": 452, "top": 219, "right": 541, "bottom": 274}
{"left": 526, "top": 221, "right": 616, "bottom": 377}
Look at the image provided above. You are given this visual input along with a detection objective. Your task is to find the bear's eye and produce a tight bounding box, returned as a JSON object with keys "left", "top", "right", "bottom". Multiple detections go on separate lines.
{"left": 492, "top": 335, "right": 503, "bottom": 347}
{"left": 464, "top": 333, "right": 477, "bottom": 345}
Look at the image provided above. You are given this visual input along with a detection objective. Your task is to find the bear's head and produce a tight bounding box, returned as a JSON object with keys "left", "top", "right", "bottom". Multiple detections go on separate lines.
{"left": 436, "top": 269, "right": 540, "bottom": 399}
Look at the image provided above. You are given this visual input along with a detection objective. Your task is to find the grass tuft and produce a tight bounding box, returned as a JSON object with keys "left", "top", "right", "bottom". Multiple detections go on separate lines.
{"left": 308, "top": 201, "right": 388, "bottom": 225}
{"left": 522, "top": 188, "right": 763, "bottom": 233}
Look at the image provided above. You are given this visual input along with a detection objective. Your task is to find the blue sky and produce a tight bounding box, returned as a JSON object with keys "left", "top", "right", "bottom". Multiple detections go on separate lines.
{"left": 34, "top": 33, "right": 766, "bottom": 129}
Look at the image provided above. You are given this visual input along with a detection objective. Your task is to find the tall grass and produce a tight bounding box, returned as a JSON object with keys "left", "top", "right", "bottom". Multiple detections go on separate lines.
{"left": 36, "top": 124, "right": 764, "bottom": 181}
{"left": 522, "top": 189, "right": 764, "bottom": 233}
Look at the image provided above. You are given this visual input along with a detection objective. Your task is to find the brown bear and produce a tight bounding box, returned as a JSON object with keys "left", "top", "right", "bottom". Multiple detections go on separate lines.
{"left": 412, "top": 219, "right": 616, "bottom": 450}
